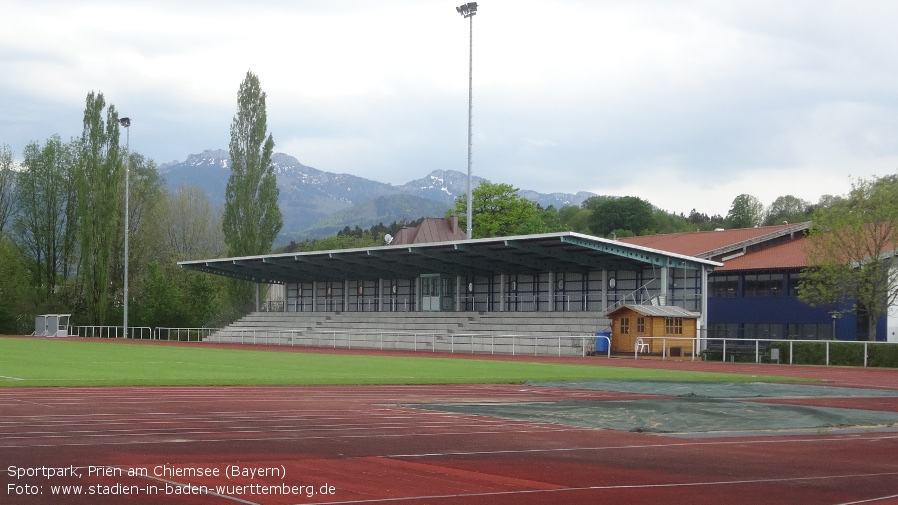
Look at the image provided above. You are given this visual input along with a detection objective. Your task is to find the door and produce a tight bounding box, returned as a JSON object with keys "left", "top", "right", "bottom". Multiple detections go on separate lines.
{"left": 421, "top": 275, "right": 440, "bottom": 311}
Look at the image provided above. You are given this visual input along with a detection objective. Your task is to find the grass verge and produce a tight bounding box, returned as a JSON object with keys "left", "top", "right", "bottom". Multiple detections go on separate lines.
{"left": 0, "top": 337, "right": 803, "bottom": 387}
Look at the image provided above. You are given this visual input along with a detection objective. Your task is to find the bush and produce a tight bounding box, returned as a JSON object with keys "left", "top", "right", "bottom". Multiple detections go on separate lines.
{"left": 769, "top": 341, "right": 898, "bottom": 368}
{"left": 701, "top": 350, "right": 760, "bottom": 363}
{"left": 869, "top": 343, "right": 898, "bottom": 368}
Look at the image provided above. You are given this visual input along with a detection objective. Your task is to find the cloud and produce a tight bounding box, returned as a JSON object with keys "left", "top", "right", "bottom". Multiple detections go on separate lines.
{"left": 1, "top": 0, "right": 898, "bottom": 218}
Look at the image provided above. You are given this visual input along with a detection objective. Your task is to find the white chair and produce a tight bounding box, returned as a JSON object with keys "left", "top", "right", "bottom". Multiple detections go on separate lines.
{"left": 635, "top": 337, "right": 650, "bottom": 354}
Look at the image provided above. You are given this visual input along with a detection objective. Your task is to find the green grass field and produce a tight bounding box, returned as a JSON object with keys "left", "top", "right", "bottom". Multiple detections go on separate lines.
{"left": 0, "top": 337, "right": 803, "bottom": 387}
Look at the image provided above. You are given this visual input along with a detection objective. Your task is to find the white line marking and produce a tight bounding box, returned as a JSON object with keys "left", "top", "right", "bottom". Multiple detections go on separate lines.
{"left": 836, "top": 494, "right": 898, "bottom": 505}
{"left": 385, "top": 433, "right": 898, "bottom": 458}
{"left": 292, "top": 472, "right": 898, "bottom": 505}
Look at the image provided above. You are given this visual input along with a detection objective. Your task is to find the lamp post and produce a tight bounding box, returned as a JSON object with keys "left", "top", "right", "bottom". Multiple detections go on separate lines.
{"left": 119, "top": 117, "right": 130, "bottom": 339}
{"left": 456, "top": 2, "right": 477, "bottom": 239}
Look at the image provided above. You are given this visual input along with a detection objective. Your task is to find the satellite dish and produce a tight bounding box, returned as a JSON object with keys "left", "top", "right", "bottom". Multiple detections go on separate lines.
{"left": 384, "top": 234, "right": 393, "bottom": 245}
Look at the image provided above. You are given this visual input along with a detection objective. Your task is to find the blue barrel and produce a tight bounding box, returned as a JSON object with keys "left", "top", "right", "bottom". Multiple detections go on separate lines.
{"left": 595, "top": 331, "right": 611, "bottom": 352}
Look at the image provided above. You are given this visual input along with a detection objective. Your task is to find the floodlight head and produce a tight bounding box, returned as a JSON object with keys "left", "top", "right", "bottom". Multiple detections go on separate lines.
{"left": 119, "top": 117, "right": 131, "bottom": 128}
{"left": 456, "top": 2, "right": 477, "bottom": 18}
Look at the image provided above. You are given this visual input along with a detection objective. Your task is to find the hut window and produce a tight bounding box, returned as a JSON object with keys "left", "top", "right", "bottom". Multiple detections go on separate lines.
{"left": 620, "top": 317, "right": 630, "bottom": 334}
{"left": 636, "top": 317, "right": 645, "bottom": 333}
{"left": 665, "top": 317, "right": 683, "bottom": 335}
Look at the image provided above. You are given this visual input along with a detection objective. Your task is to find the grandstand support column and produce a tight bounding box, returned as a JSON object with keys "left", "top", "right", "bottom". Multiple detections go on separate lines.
{"left": 548, "top": 271, "right": 555, "bottom": 312}
{"left": 602, "top": 270, "right": 608, "bottom": 310}
{"left": 312, "top": 281, "right": 318, "bottom": 312}
{"left": 499, "top": 273, "right": 506, "bottom": 312}
{"left": 343, "top": 280, "right": 349, "bottom": 312}
{"left": 415, "top": 276, "right": 421, "bottom": 312}
{"left": 699, "top": 267, "right": 708, "bottom": 336}
{"left": 456, "top": 275, "right": 462, "bottom": 312}
{"left": 255, "top": 284, "right": 260, "bottom": 312}
{"left": 661, "top": 266, "right": 669, "bottom": 305}
{"left": 378, "top": 278, "right": 384, "bottom": 313}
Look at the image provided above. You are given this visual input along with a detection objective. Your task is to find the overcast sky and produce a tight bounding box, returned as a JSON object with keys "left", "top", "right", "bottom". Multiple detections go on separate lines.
{"left": 2, "top": 0, "right": 898, "bottom": 218}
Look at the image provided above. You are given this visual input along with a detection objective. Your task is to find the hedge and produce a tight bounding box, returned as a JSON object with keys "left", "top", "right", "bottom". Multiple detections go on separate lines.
{"left": 767, "top": 341, "right": 898, "bottom": 368}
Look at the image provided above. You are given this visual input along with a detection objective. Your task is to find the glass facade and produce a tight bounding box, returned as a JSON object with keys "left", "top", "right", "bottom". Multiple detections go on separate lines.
{"left": 743, "top": 273, "right": 784, "bottom": 297}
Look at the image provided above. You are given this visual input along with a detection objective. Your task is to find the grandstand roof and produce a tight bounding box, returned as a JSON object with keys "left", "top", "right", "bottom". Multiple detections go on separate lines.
{"left": 179, "top": 232, "right": 722, "bottom": 285}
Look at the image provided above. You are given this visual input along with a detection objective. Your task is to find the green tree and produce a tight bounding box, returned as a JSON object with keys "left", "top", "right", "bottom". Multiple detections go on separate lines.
{"left": 583, "top": 195, "right": 653, "bottom": 237}
{"left": 557, "top": 205, "right": 591, "bottom": 233}
{"left": 0, "top": 144, "right": 15, "bottom": 235}
{"left": 763, "top": 195, "right": 810, "bottom": 226}
{"left": 161, "top": 185, "right": 225, "bottom": 261}
{"left": 136, "top": 261, "right": 184, "bottom": 327}
{"left": 75, "top": 91, "right": 122, "bottom": 324}
{"left": 13, "top": 136, "right": 79, "bottom": 306}
{"left": 110, "top": 152, "right": 165, "bottom": 307}
{"left": 538, "top": 205, "right": 563, "bottom": 232}
{"left": 222, "top": 71, "right": 283, "bottom": 307}
{"left": 725, "top": 194, "right": 764, "bottom": 228}
{"left": 798, "top": 174, "right": 898, "bottom": 341}
{"left": 0, "top": 235, "right": 34, "bottom": 333}
{"left": 650, "top": 209, "right": 691, "bottom": 235}
{"left": 448, "top": 181, "right": 545, "bottom": 238}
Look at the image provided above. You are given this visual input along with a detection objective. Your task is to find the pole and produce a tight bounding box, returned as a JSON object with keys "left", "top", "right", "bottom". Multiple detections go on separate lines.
{"left": 123, "top": 121, "right": 130, "bottom": 339}
{"left": 465, "top": 13, "right": 474, "bottom": 239}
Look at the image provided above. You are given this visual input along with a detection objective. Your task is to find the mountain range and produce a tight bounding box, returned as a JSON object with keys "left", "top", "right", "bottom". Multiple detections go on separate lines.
{"left": 159, "top": 150, "right": 596, "bottom": 244}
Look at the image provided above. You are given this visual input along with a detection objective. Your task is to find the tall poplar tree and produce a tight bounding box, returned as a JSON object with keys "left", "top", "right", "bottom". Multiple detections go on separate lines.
{"left": 75, "top": 91, "right": 122, "bottom": 324}
{"left": 222, "top": 71, "right": 282, "bottom": 306}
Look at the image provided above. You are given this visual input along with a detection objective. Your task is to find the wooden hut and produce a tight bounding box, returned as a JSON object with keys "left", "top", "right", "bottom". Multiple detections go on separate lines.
{"left": 603, "top": 305, "right": 700, "bottom": 356}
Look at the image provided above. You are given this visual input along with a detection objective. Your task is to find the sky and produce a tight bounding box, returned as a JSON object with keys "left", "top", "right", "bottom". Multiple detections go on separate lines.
{"left": 2, "top": 0, "right": 898, "bottom": 218}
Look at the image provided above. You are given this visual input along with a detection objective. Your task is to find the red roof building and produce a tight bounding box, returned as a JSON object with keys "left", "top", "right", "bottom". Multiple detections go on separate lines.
{"left": 390, "top": 216, "right": 467, "bottom": 245}
{"left": 620, "top": 221, "right": 882, "bottom": 342}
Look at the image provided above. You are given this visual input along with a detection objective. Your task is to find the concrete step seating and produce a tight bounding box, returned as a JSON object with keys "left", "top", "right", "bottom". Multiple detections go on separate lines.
{"left": 208, "top": 311, "right": 610, "bottom": 356}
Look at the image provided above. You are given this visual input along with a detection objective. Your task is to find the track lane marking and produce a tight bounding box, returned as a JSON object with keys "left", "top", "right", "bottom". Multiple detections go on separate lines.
{"left": 292, "top": 471, "right": 898, "bottom": 505}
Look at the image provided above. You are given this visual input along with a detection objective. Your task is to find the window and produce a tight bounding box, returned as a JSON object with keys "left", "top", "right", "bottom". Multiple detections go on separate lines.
{"left": 788, "top": 272, "right": 801, "bottom": 297}
{"left": 709, "top": 275, "right": 739, "bottom": 298}
{"left": 620, "top": 317, "right": 630, "bottom": 334}
{"left": 743, "top": 273, "right": 784, "bottom": 297}
{"left": 664, "top": 317, "right": 683, "bottom": 335}
{"left": 708, "top": 323, "right": 739, "bottom": 339}
{"left": 743, "top": 323, "right": 782, "bottom": 339}
{"left": 787, "top": 323, "right": 830, "bottom": 340}
{"left": 636, "top": 317, "right": 645, "bottom": 334}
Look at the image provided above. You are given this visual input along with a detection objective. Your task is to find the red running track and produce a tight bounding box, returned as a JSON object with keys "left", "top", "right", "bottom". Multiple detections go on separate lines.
{"left": 2, "top": 349, "right": 898, "bottom": 504}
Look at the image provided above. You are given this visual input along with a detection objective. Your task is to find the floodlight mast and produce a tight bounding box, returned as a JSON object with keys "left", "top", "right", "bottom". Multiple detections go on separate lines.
{"left": 456, "top": 2, "right": 477, "bottom": 239}
{"left": 119, "top": 117, "right": 130, "bottom": 338}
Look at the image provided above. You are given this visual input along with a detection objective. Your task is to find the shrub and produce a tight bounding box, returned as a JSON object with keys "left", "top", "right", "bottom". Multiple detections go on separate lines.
{"left": 769, "top": 341, "right": 898, "bottom": 368}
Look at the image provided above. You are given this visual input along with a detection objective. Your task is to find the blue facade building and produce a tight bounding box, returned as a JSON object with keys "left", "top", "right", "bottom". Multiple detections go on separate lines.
{"left": 621, "top": 222, "right": 890, "bottom": 342}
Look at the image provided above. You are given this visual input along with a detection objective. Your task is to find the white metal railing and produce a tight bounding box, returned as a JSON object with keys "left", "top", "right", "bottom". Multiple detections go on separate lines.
{"left": 70, "top": 326, "right": 126, "bottom": 338}
{"left": 203, "top": 328, "right": 601, "bottom": 358}
{"left": 154, "top": 327, "right": 221, "bottom": 342}
{"left": 64, "top": 325, "right": 896, "bottom": 367}
{"left": 629, "top": 335, "right": 898, "bottom": 367}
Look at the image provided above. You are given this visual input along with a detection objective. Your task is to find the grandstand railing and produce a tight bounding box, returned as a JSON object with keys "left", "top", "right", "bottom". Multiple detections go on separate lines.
{"left": 64, "top": 326, "right": 895, "bottom": 367}
{"left": 205, "top": 329, "right": 601, "bottom": 358}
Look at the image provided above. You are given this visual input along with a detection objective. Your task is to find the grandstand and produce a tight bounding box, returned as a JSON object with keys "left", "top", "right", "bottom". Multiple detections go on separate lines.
{"left": 207, "top": 311, "right": 609, "bottom": 356}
